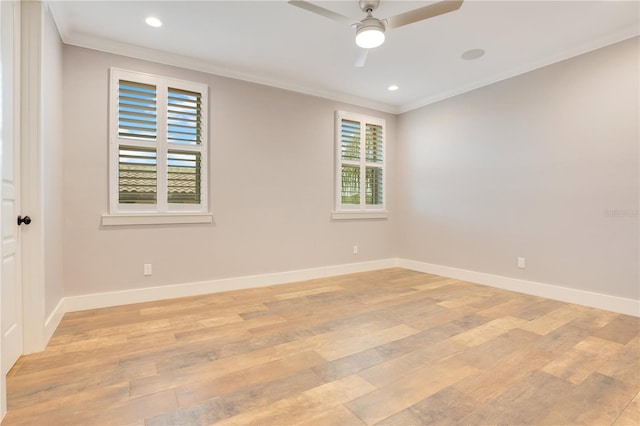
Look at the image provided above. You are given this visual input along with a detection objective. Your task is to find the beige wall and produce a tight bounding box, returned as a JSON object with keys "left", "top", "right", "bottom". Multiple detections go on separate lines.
{"left": 62, "top": 46, "right": 397, "bottom": 296}
{"left": 62, "top": 37, "right": 638, "bottom": 303}
{"left": 396, "top": 37, "right": 639, "bottom": 300}
{"left": 42, "top": 4, "right": 64, "bottom": 318}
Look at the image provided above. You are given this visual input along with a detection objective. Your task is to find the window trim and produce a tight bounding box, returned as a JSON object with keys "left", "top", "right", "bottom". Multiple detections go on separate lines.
{"left": 108, "top": 68, "right": 209, "bottom": 220}
{"left": 101, "top": 212, "right": 213, "bottom": 226}
{"left": 333, "top": 110, "right": 388, "bottom": 220}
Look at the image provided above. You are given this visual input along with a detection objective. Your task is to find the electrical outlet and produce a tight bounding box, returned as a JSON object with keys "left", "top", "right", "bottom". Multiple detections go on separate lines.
{"left": 353, "top": 245, "right": 359, "bottom": 255}
{"left": 144, "top": 263, "right": 152, "bottom": 276}
{"left": 517, "top": 257, "right": 525, "bottom": 269}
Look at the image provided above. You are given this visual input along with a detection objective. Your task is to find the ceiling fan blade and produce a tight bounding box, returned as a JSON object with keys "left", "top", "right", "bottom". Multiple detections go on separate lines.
{"left": 354, "top": 49, "right": 368, "bottom": 67}
{"left": 386, "top": 0, "right": 463, "bottom": 30}
{"left": 288, "top": 1, "right": 353, "bottom": 25}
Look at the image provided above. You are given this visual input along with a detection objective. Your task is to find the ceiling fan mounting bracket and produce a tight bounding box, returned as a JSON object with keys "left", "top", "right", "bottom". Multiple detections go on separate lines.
{"left": 359, "top": 0, "right": 380, "bottom": 13}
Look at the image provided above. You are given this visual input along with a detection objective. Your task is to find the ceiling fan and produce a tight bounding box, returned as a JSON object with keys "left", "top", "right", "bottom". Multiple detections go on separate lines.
{"left": 288, "top": 0, "right": 464, "bottom": 67}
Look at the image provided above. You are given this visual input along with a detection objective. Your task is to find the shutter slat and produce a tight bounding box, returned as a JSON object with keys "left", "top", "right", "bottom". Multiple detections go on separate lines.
{"left": 167, "top": 113, "right": 199, "bottom": 123}
{"left": 119, "top": 119, "right": 157, "bottom": 129}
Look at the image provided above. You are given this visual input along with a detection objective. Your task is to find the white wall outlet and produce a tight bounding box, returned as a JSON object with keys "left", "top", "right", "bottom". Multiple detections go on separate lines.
{"left": 144, "top": 263, "right": 152, "bottom": 276}
{"left": 353, "top": 245, "right": 359, "bottom": 255}
{"left": 517, "top": 257, "right": 525, "bottom": 269}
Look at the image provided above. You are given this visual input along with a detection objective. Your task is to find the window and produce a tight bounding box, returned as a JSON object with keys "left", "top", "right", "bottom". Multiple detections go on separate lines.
{"left": 105, "top": 69, "right": 210, "bottom": 225}
{"left": 334, "top": 111, "right": 387, "bottom": 219}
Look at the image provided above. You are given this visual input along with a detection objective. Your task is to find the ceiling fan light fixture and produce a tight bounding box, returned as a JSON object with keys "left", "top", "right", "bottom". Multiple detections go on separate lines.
{"left": 355, "top": 18, "right": 386, "bottom": 48}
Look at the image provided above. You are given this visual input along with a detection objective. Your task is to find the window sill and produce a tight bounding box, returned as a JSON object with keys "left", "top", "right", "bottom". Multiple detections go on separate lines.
{"left": 331, "top": 211, "right": 388, "bottom": 220}
{"left": 101, "top": 213, "right": 214, "bottom": 226}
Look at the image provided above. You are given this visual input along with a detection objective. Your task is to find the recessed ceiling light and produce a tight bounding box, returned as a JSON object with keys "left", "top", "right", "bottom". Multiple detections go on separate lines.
{"left": 388, "top": 85, "right": 399, "bottom": 91}
{"left": 461, "top": 49, "right": 485, "bottom": 61}
{"left": 145, "top": 17, "right": 162, "bottom": 28}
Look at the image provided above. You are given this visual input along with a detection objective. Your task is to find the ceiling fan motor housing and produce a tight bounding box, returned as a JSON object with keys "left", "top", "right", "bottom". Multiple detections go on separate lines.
{"left": 359, "top": 0, "right": 380, "bottom": 13}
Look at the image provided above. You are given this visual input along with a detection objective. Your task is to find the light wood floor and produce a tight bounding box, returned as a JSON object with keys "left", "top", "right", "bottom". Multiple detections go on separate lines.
{"left": 3, "top": 268, "right": 639, "bottom": 425}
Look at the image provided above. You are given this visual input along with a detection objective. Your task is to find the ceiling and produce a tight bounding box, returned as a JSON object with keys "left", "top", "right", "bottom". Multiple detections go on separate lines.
{"left": 48, "top": 0, "right": 639, "bottom": 114}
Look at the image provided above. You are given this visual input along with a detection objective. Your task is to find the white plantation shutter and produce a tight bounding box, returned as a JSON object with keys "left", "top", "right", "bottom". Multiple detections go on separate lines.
{"left": 336, "top": 111, "right": 386, "bottom": 212}
{"left": 110, "top": 69, "right": 208, "bottom": 214}
{"left": 341, "top": 119, "right": 360, "bottom": 161}
{"left": 166, "top": 85, "right": 204, "bottom": 205}
{"left": 365, "top": 167, "right": 383, "bottom": 205}
{"left": 167, "top": 150, "right": 201, "bottom": 204}
{"left": 340, "top": 118, "right": 361, "bottom": 205}
{"left": 341, "top": 164, "right": 360, "bottom": 205}
{"left": 365, "top": 123, "right": 383, "bottom": 164}
{"left": 365, "top": 123, "right": 383, "bottom": 206}
{"left": 118, "top": 146, "right": 157, "bottom": 204}
{"left": 167, "top": 87, "right": 201, "bottom": 145}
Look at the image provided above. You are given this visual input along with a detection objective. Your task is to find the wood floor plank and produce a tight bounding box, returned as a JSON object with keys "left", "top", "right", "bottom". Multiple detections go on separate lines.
{"left": 358, "top": 339, "right": 467, "bottom": 388}
{"left": 214, "top": 374, "right": 375, "bottom": 426}
{"left": 594, "top": 315, "right": 640, "bottom": 344}
{"left": 128, "top": 346, "right": 285, "bottom": 398}
{"left": 346, "top": 357, "right": 478, "bottom": 425}
{"left": 540, "top": 372, "right": 638, "bottom": 424}
{"left": 460, "top": 371, "right": 573, "bottom": 424}
{"left": 1, "top": 382, "right": 130, "bottom": 426}
{"left": 452, "top": 347, "right": 555, "bottom": 404}
{"left": 542, "top": 346, "right": 611, "bottom": 384}
{"left": 450, "top": 315, "right": 528, "bottom": 347}
{"left": 375, "top": 386, "right": 478, "bottom": 426}
{"left": 174, "top": 350, "right": 327, "bottom": 407}
{"left": 453, "top": 328, "right": 540, "bottom": 369}
{"left": 297, "top": 404, "right": 367, "bottom": 426}
{"left": 613, "top": 391, "right": 640, "bottom": 426}
{"left": 4, "top": 268, "right": 638, "bottom": 426}
{"left": 597, "top": 336, "right": 640, "bottom": 386}
{"left": 518, "top": 306, "right": 579, "bottom": 335}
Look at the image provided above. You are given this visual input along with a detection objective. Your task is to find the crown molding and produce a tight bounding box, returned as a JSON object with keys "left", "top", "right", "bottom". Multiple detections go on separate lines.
{"left": 60, "top": 30, "right": 402, "bottom": 115}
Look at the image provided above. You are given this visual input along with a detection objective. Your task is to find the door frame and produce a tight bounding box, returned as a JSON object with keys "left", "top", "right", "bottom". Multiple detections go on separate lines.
{"left": 1, "top": 0, "right": 53, "bottom": 418}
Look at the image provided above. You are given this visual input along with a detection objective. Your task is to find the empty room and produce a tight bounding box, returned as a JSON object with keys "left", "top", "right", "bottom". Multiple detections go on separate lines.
{"left": 0, "top": 0, "right": 638, "bottom": 424}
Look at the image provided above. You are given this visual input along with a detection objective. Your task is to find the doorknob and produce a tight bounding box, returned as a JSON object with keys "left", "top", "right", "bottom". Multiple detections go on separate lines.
{"left": 17, "top": 215, "right": 31, "bottom": 226}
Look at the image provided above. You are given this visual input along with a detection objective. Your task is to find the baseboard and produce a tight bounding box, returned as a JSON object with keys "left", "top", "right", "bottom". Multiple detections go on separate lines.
{"left": 59, "top": 256, "right": 639, "bottom": 319}
{"left": 44, "top": 298, "right": 66, "bottom": 343}
{"left": 398, "top": 258, "right": 640, "bottom": 317}
{"left": 63, "top": 258, "right": 399, "bottom": 313}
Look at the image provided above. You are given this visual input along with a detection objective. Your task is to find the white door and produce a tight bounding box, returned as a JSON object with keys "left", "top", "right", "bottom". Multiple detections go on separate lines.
{"left": 1, "top": 0, "right": 22, "bottom": 386}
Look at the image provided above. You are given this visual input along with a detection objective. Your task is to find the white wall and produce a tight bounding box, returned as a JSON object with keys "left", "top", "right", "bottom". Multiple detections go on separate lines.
{"left": 397, "top": 37, "right": 639, "bottom": 300}
{"left": 42, "top": 3, "right": 64, "bottom": 321}
{"left": 62, "top": 46, "right": 396, "bottom": 297}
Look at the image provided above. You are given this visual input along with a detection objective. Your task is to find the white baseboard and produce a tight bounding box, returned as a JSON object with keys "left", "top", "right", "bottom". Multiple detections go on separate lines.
{"left": 58, "top": 256, "right": 639, "bottom": 323}
{"left": 44, "top": 299, "right": 66, "bottom": 343}
{"left": 63, "top": 258, "right": 399, "bottom": 313}
{"left": 398, "top": 258, "right": 640, "bottom": 317}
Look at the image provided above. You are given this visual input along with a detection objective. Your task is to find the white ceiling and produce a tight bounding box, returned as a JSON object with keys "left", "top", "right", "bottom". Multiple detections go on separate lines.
{"left": 48, "top": 0, "right": 639, "bottom": 113}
